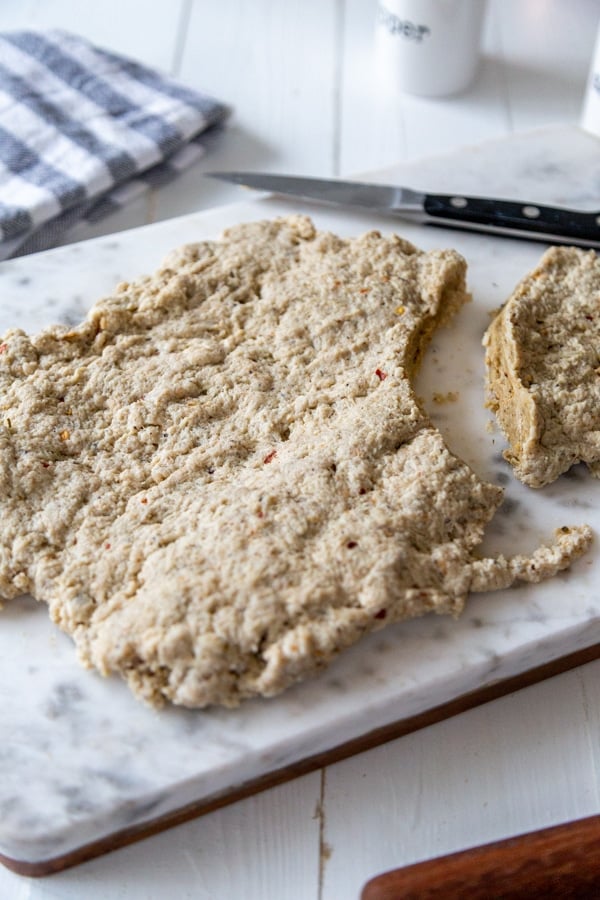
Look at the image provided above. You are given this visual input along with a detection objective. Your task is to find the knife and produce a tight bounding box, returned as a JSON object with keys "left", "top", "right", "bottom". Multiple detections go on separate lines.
{"left": 206, "top": 171, "right": 600, "bottom": 249}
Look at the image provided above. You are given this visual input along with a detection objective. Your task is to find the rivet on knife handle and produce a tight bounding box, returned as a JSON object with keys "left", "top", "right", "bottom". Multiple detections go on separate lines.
{"left": 424, "top": 193, "right": 600, "bottom": 247}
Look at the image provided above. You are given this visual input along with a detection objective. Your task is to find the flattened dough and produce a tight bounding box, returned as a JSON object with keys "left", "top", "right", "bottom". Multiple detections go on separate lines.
{"left": 484, "top": 246, "right": 600, "bottom": 487}
{"left": 0, "top": 218, "right": 592, "bottom": 707}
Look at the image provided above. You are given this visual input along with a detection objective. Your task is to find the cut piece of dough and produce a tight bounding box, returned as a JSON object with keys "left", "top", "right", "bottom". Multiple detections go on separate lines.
{"left": 0, "top": 218, "right": 592, "bottom": 708}
{"left": 484, "top": 246, "right": 600, "bottom": 488}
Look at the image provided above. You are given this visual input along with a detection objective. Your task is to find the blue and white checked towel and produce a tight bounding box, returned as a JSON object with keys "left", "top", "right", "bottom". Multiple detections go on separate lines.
{"left": 0, "top": 30, "right": 229, "bottom": 259}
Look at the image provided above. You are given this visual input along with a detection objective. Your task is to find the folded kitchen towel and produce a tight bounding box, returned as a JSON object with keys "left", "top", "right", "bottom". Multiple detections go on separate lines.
{"left": 0, "top": 30, "right": 229, "bottom": 259}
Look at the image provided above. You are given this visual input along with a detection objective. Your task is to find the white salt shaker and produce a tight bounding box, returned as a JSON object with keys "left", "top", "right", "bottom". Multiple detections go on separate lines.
{"left": 375, "top": 0, "right": 487, "bottom": 97}
{"left": 581, "top": 18, "right": 600, "bottom": 137}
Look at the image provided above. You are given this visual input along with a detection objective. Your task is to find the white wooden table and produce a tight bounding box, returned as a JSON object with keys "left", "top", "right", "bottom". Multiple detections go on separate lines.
{"left": 1, "top": 1, "right": 599, "bottom": 897}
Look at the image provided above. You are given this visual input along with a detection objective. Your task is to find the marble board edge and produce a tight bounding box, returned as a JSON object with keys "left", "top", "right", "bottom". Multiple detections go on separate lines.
{"left": 3, "top": 639, "right": 600, "bottom": 877}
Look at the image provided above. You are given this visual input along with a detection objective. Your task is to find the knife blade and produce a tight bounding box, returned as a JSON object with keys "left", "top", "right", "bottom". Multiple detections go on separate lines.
{"left": 206, "top": 171, "right": 600, "bottom": 249}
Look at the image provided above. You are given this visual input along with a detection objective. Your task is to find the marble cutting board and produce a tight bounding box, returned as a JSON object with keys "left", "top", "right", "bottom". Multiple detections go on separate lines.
{"left": 1, "top": 125, "right": 600, "bottom": 875}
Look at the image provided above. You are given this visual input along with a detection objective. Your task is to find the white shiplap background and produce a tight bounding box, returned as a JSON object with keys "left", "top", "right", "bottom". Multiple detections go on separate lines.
{"left": 1, "top": 1, "right": 600, "bottom": 898}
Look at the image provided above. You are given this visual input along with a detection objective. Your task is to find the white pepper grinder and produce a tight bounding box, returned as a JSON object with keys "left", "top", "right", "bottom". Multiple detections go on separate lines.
{"left": 374, "top": 0, "right": 487, "bottom": 97}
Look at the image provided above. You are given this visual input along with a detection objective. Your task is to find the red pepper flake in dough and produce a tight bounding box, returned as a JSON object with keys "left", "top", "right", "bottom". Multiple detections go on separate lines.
{"left": 0, "top": 344, "right": 7, "bottom": 354}
{"left": 263, "top": 450, "right": 277, "bottom": 464}
{"left": 346, "top": 540, "right": 358, "bottom": 549}
{"left": 41, "top": 461, "right": 51, "bottom": 468}
{"left": 375, "top": 368, "right": 387, "bottom": 381}
{"left": 140, "top": 498, "right": 148, "bottom": 504}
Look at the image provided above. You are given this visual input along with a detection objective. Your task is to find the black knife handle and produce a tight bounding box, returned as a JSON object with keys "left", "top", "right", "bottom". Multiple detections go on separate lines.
{"left": 423, "top": 193, "right": 600, "bottom": 247}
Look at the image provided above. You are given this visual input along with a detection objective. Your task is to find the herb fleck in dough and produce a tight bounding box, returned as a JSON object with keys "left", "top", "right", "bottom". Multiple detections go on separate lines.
{"left": 0, "top": 218, "right": 592, "bottom": 707}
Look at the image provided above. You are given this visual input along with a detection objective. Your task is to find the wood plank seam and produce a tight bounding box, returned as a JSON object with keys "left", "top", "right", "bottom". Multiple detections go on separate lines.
{"left": 332, "top": 0, "right": 346, "bottom": 176}
{"left": 493, "top": 0, "right": 514, "bottom": 134}
{"left": 171, "top": 0, "right": 194, "bottom": 77}
{"left": 317, "top": 768, "right": 330, "bottom": 900}
{"left": 574, "top": 668, "right": 600, "bottom": 808}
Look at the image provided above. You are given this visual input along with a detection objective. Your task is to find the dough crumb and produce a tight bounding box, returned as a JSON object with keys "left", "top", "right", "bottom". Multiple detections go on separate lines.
{"left": 483, "top": 246, "right": 600, "bottom": 487}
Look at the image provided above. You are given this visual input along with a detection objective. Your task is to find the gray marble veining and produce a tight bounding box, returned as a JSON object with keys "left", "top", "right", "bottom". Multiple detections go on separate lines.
{"left": 0, "top": 125, "right": 599, "bottom": 866}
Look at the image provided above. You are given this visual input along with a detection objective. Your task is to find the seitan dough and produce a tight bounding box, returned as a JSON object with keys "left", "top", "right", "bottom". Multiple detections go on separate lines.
{"left": 484, "top": 246, "right": 600, "bottom": 488}
{"left": 0, "top": 218, "right": 592, "bottom": 707}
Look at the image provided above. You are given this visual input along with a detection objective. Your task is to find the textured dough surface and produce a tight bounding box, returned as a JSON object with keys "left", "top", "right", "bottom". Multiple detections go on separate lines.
{"left": 484, "top": 246, "right": 600, "bottom": 487}
{"left": 0, "top": 218, "right": 592, "bottom": 707}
